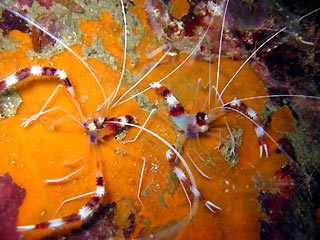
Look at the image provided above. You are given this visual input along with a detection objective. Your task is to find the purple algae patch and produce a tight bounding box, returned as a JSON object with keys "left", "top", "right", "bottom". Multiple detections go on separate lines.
{"left": 0, "top": 173, "right": 26, "bottom": 240}
{"left": 62, "top": 202, "right": 118, "bottom": 240}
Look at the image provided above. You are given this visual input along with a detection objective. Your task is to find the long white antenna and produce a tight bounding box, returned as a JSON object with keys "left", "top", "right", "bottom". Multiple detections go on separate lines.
{"left": 217, "top": 27, "right": 286, "bottom": 102}
{"left": 214, "top": 0, "right": 230, "bottom": 105}
{"left": 115, "top": 11, "right": 217, "bottom": 107}
{"left": 98, "top": 0, "right": 128, "bottom": 111}
{"left": 218, "top": 7, "right": 320, "bottom": 103}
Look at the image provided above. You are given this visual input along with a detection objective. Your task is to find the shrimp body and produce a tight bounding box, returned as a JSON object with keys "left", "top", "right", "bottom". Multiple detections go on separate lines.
{"left": 84, "top": 115, "right": 137, "bottom": 144}
{"left": 150, "top": 81, "right": 209, "bottom": 137}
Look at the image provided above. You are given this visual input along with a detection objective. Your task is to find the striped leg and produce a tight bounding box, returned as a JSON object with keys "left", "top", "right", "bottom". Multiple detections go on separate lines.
{"left": 1, "top": 66, "right": 76, "bottom": 97}
{"left": 166, "top": 146, "right": 221, "bottom": 213}
{"left": 1, "top": 66, "right": 84, "bottom": 126}
{"left": 17, "top": 176, "right": 105, "bottom": 231}
{"left": 225, "top": 98, "right": 268, "bottom": 158}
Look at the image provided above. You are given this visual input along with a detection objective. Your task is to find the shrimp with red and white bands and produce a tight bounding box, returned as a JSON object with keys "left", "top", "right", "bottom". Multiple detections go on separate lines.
{"left": 150, "top": 82, "right": 268, "bottom": 157}
{"left": 149, "top": 80, "right": 271, "bottom": 212}
{"left": 0, "top": 65, "right": 137, "bottom": 231}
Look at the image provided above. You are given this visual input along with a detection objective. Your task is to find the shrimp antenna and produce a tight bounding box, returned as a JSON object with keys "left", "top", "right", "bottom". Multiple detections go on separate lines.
{"left": 116, "top": 4, "right": 217, "bottom": 107}
{"left": 217, "top": 26, "right": 286, "bottom": 102}
{"left": 214, "top": 0, "right": 230, "bottom": 106}
{"left": 97, "top": 0, "right": 127, "bottom": 111}
{"left": 218, "top": 7, "right": 320, "bottom": 102}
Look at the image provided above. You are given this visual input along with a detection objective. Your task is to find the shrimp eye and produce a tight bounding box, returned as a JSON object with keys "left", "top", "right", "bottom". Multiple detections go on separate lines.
{"left": 196, "top": 112, "right": 208, "bottom": 126}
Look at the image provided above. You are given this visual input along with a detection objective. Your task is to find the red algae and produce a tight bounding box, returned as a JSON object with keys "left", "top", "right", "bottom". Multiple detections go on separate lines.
{"left": 0, "top": 9, "right": 30, "bottom": 35}
{"left": 0, "top": 0, "right": 318, "bottom": 239}
{"left": 145, "top": 0, "right": 242, "bottom": 60}
{"left": 0, "top": 173, "right": 26, "bottom": 240}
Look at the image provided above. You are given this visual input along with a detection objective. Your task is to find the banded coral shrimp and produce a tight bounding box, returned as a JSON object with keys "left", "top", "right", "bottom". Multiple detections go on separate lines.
{"left": 0, "top": 0, "right": 202, "bottom": 239}
{"left": 112, "top": 0, "right": 320, "bottom": 238}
